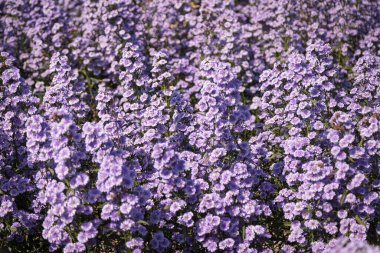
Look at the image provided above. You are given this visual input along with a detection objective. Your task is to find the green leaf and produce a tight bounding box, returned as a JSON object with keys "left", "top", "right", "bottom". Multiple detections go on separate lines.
{"left": 190, "top": 2, "right": 200, "bottom": 8}
{"left": 285, "top": 123, "right": 293, "bottom": 129}
{"left": 306, "top": 204, "right": 313, "bottom": 213}
{"left": 340, "top": 190, "right": 349, "bottom": 206}
{"left": 269, "top": 152, "right": 281, "bottom": 159}
{"left": 358, "top": 138, "right": 364, "bottom": 147}
{"left": 355, "top": 215, "right": 366, "bottom": 227}
{"left": 137, "top": 220, "right": 149, "bottom": 226}
{"left": 47, "top": 167, "right": 55, "bottom": 175}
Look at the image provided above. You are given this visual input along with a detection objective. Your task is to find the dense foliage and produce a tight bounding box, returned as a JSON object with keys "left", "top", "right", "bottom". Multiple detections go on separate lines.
{"left": 0, "top": 0, "right": 380, "bottom": 252}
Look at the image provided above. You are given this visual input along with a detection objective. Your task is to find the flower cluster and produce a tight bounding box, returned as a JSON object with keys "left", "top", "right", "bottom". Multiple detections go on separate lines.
{"left": 0, "top": 0, "right": 379, "bottom": 252}
{"left": 253, "top": 40, "right": 380, "bottom": 251}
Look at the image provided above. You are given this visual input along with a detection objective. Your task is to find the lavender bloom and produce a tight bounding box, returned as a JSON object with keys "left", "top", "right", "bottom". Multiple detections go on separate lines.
{"left": 0, "top": 0, "right": 379, "bottom": 252}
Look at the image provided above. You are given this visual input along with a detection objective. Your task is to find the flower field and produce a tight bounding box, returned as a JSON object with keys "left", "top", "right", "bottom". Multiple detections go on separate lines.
{"left": 0, "top": 0, "right": 380, "bottom": 252}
